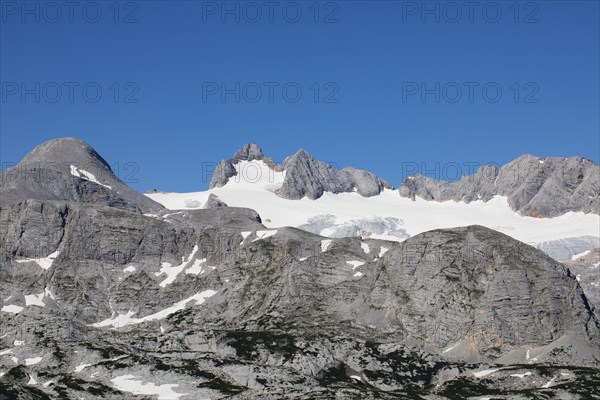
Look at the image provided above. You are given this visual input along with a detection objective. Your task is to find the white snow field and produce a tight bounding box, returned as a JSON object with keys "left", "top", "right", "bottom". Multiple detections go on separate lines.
{"left": 147, "top": 160, "right": 600, "bottom": 248}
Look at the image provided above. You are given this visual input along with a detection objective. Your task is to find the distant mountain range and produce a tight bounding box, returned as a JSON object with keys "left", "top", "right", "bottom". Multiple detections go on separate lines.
{"left": 210, "top": 143, "right": 393, "bottom": 199}
{"left": 210, "top": 143, "right": 599, "bottom": 218}
{"left": 148, "top": 142, "right": 600, "bottom": 262}
{"left": 400, "top": 154, "right": 599, "bottom": 218}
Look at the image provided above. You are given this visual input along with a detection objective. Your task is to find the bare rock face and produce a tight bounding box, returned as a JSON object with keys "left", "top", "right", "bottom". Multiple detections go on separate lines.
{"left": 276, "top": 149, "right": 353, "bottom": 199}
{"left": 399, "top": 155, "right": 600, "bottom": 217}
{"left": 365, "top": 226, "right": 599, "bottom": 359}
{"left": 209, "top": 159, "right": 237, "bottom": 188}
{"left": 232, "top": 143, "right": 266, "bottom": 162}
{"left": 0, "top": 137, "right": 163, "bottom": 214}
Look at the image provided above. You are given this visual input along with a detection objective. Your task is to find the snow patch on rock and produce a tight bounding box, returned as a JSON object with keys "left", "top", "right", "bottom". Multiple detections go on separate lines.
{"left": 111, "top": 375, "right": 187, "bottom": 399}
{"left": 70, "top": 165, "right": 112, "bottom": 189}
{"left": 15, "top": 251, "right": 60, "bottom": 270}
{"left": 155, "top": 245, "right": 199, "bottom": 287}
{"left": 91, "top": 290, "right": 218, "bottom": 328}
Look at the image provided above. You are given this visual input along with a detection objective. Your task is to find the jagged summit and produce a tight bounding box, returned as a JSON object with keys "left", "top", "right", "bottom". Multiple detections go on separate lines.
{"left": 209, "top": 144, "right": 393, "bottom": 199}
{"left": 232, "top": 143, "right": 265, "bottom": 162}
{"left": 0, "top": 137, "right": 163, "bottom": 213}
{"left": 280, "top": 148, "right": 313, "bottom": 168}
{"left": 284, "top": 147, "right": 310, "bottom": 160}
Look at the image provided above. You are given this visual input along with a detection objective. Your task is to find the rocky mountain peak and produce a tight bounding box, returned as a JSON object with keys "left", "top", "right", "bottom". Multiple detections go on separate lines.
{"left": 19, "top": 137, "right": 112, "bottom": 172}
{"left": 281, "top": 148, "right": 314, "bottom": 166}
{"left": 0, "top": 137, "right": 163, "bottom": 213}
{"left": 232, "top": 143, "right": 265, "bottom": 162}
{"left": 293, "top": 148, "right": 311, "bottom": 158}
{"left": 280, "top": 148, "right": 313, "bottom": 168}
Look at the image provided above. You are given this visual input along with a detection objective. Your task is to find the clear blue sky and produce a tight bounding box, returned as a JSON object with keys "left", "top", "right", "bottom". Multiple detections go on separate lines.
{"left": 1, "top": 1, "right": 599, "bottom": 192}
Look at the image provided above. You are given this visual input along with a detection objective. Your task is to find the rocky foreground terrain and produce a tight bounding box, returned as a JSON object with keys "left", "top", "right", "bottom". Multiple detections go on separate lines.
{"left": 1, "top": 138, "right": 599, "bottom": 399}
